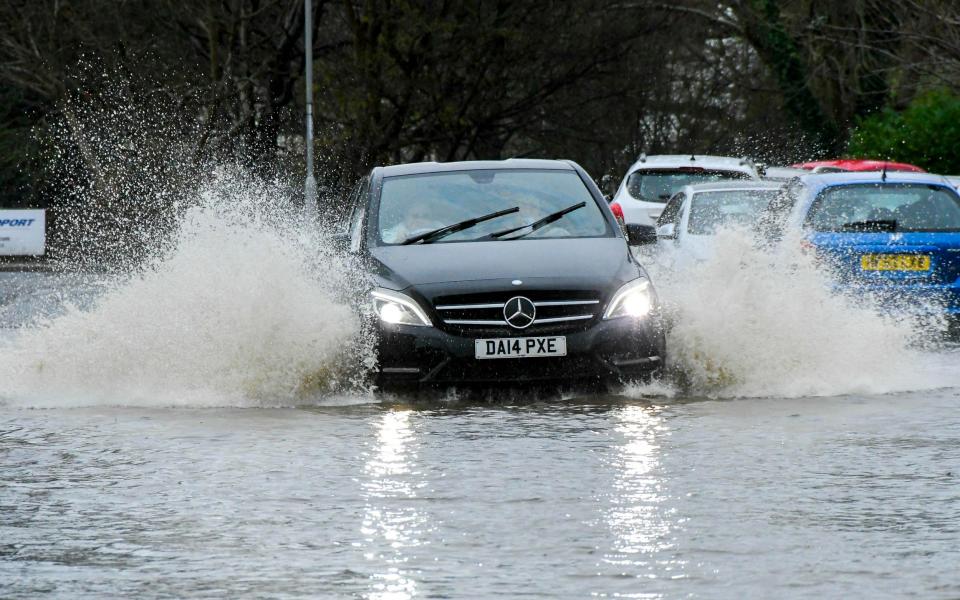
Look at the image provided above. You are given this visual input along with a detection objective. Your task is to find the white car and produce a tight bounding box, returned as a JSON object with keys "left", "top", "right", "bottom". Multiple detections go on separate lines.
{"left": 654, "top": 181, "right": 783, "bottom": 261}
{"left": 610, "top": 154, "right": 760, "bottom": 227}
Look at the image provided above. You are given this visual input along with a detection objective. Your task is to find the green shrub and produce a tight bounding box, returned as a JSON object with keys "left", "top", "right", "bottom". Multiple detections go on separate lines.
{"left": 847, "top": 89, "right": 960, "bottom": 175}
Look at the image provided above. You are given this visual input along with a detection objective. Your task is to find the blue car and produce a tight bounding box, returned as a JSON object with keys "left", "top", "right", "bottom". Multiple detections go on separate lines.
{"left": 756, "top": 171, "right": 960, "bottom": 320}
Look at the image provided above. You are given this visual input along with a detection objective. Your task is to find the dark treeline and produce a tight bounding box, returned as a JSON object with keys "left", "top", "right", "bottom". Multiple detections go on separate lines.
{"left": 2, "top": 0, "right": 960, "bottom": 227}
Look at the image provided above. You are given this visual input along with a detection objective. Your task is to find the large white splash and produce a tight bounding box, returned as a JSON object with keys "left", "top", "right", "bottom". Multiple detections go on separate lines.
{"left": 0, "top": 170, "right": 372, "bottom": 408}
{"left": 642, "top": 230, "right": 960, "bottom": 398}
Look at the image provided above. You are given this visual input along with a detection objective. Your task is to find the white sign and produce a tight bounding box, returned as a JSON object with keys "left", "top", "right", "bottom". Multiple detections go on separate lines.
{"left": 0, "top": 209, "right": 46, "bottom": 256}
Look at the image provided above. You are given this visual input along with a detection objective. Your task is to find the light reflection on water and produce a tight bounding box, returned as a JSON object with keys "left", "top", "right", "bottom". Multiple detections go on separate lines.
{"left": 601, "top": 405, "right": 685, "bottom": 592}
{"left": 360, "top": 409, "right": 425, "bottom": 600}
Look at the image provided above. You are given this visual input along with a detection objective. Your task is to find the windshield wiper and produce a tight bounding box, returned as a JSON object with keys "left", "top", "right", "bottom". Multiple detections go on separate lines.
{"left": 483, "top": 202, "right": 586, "bottom": 241}
{"left": 401, "top": 206, "right": 519, "bottom": 245}
{"left": 840, "top": 219, "right": 897, "bottom": 233}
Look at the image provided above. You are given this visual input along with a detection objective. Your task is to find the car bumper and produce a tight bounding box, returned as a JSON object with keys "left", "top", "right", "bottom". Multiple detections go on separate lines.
{"left": 374, "top": 316, "right": 666, "bottom": 387}
{"left": 614, "top": 197, "right": 663, "bottom": 227}
{"left": 835, "top": 277, "right": 960, "bottom": 315}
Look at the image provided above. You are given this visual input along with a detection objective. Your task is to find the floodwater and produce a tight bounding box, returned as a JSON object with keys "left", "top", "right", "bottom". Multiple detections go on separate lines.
{"left": 2, "top": 270, "right": 959, "bottom": 599}
{"left": 2, "top": 391, "right": 959, "bottom": 599}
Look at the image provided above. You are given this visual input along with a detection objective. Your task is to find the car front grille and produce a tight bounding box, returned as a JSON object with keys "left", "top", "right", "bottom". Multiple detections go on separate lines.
{"left": 432, "top": 290, "right": 602, "bottom": 333}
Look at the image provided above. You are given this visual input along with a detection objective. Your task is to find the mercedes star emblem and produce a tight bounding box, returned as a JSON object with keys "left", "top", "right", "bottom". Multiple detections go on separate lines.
{"left": 503, "top": 296, "right": 536, "bottom": 329}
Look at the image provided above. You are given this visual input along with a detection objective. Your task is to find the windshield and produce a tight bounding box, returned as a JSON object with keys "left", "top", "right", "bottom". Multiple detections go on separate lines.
{"left": 377, "top": 169, "right": 611, "bottom": 244}
{"left": 687, "top": 189, "right": 779, "bottom": 235}
{"left": 806, "top": 184, "right": 960, "bottom": 232}
{"left": 625, "top": 169, "right": 751, "bottom": 203}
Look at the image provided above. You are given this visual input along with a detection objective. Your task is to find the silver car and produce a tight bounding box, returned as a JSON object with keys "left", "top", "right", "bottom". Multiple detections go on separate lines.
{"left": 655, "top": 180, "right": 784, "bottom": 261}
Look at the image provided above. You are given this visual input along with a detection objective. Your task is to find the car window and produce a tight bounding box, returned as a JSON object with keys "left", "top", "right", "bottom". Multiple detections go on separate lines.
{"left": 687, "top": 189, "right": 779, "bottom": 235}
{"left": 657, "top": 192, "right": 686, "bottom": 227}
{"left": 806, "top": 184, "right": 960, "bottom": 232}
{"left": 376, "top": 169, "right": 612, "bottom": 245}
{"left": 625, "top": 169, "right": 751, "bottom": 203}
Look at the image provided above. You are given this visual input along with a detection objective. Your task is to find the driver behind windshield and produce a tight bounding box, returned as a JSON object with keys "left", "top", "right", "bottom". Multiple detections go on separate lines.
{"left": 380, "top": 198, "right": 445, "bottom": 244}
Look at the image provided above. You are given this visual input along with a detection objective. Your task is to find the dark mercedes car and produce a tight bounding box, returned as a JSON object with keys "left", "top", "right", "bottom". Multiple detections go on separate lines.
{"left": 337, "top": 159, "right": 666, "bottom": 388}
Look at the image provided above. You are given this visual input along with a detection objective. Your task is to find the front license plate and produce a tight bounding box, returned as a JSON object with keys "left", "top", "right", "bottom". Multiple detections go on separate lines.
{"left": 475, "top": 336, "right": 567, "bottom": 359}
{"left": 861, "top": 254, "right": 931, "bottom": 271}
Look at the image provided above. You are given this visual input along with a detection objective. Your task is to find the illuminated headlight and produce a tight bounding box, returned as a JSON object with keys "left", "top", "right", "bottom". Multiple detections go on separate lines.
{"left": 603, "top": 279, "right": 654, "bottom": 319}
{"left": 370, "top": 289, "right": 432, "bottom": 327}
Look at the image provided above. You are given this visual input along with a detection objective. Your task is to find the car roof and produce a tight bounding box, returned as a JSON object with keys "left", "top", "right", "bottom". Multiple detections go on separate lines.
{"left": 795, "top": 171, "right": 953, "bottom": 190}
{"left": 686, "top": 181, "right": 783, "bottom": 194}
{"left": 379, "top": 159, "right": 574, "bottom": 177}
{"left": 793, "top": 159, "right": 925, "bottom": 172}
{"left": 626, "top": 154, "right": 757, "bottom": 173}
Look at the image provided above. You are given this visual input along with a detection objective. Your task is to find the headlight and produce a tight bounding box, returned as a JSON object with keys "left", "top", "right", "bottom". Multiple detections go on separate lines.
{"left": 603, "top": 279, "right": 654, "bottom": 319}
{"left": 370, "top": 289, "right": 432, "bottom": 327}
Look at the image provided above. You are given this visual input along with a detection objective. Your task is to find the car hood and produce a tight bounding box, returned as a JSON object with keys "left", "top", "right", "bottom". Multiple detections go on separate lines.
{"left": 370, "top": 237, "right": 637, "bottom": 289}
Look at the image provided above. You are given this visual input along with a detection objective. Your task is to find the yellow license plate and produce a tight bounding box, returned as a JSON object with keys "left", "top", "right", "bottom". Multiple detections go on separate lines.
{"left": 860, "top": 254, "right": 931, "bottom": 271}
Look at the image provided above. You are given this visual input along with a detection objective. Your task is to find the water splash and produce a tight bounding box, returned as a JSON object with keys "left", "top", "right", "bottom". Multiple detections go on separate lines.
{"left": 644, "top": 229, "right": 960, "bottom": 398}
{"left": 0, "top": 168, "right": 374, "bottom": 408}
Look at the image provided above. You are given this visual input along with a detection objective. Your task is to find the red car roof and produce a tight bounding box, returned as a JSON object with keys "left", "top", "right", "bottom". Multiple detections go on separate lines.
{"left": 791, "top": 159, "right": 926, "bottom": 173}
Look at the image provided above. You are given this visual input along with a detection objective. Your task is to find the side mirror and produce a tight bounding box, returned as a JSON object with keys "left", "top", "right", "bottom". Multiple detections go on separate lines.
{"left": 625, "top": 223, "right": 658, "bottom": 246}
{"left": 656, "top": 223, "right": 677, "bottom": 239}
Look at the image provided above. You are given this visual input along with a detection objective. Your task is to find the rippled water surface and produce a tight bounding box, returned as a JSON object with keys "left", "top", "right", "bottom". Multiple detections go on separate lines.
{"left": 3, "top": 394, "right": 960, "bottom": 599}
{"left": 2, "top": 272, "right": 960, "bottom": 599}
